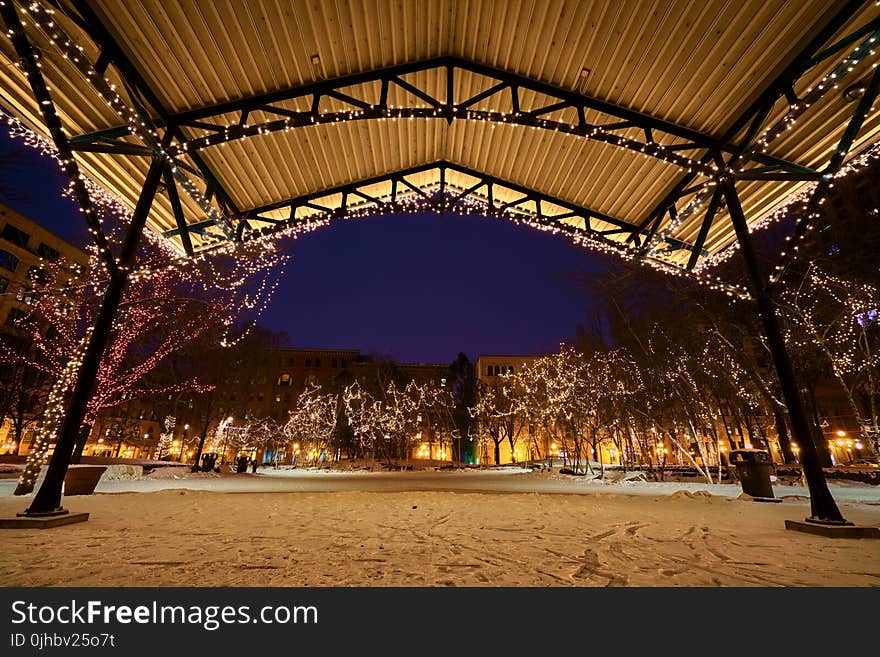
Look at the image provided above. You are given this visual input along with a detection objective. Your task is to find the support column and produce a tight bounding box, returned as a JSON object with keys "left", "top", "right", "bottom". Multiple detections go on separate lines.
{"left": 25, "top": 156, "right": 165, "bottom": 515}
{"left": 721, "top": 178, "right": 846, "bottom": 524}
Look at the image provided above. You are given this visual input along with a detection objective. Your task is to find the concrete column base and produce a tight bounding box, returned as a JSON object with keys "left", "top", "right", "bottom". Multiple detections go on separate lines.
{"left": 785, "top": 519, "right": 880, "bottom": 539}
{"left": 0, "top": 512, "right": 89, "bottom": 529}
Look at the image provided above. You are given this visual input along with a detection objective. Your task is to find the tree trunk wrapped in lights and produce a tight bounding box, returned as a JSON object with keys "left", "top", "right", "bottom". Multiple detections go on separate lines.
{"left": 2, "top": 222, "right": 286, "bottom": 495}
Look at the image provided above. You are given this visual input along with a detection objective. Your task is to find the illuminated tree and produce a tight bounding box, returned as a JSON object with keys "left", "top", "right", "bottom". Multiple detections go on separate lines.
{"left": 470, "top": 373, "right": 527, "bottom": 465}
{"left": 284, "top": 385, "right": 339, "bottom": 465}
{"left": 7, "top": 223, "right": 287, "bottom": 492}
{"left": 341, "top": 379, "right": 425, "bottom": 464}
{"left": 342, "top": 381, "right": 382, "bottom": 460}
{"left": 155, "top": 414, "right": 176, "bottom": 460}
{"left": 779, "top": 263, "right": 880, "bottom": 461}
{"left": 240, "top": 416, "right": 284, "bottom": 466}
{"left": 415, "top": 379, "right": 457, "bottom": 461}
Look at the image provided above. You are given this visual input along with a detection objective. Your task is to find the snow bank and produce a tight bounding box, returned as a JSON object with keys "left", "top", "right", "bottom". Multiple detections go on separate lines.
{"left": 100, "top": 465, "right": 143, "bottom": 481}
{"left": 146, "top": 466, "right": 218, "bottom": 480}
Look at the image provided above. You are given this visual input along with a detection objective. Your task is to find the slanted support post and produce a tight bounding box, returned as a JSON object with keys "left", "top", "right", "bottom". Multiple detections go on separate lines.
{"left": 721, "top": 178, "right": 847, "bottom": 524}
{"left": 0, "top": 0, "right": 117, "bottom": 275}
{"left": 25, "top": 156, "right": 166, "bottom": 516}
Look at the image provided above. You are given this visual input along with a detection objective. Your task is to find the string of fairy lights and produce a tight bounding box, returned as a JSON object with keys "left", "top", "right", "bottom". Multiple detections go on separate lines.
{"left": 2, "top": 108, "right": 292, "bottom": 348}
{"left": 476, "top": 343, "right": 739, "bottom": 474}
{"left": 5, "top": 0, "right": 878, "bottom": 295}
{"left": 6, "top": 0, "right": 880, "bottom": 274}
{"left": 15, "top": 327, "right": 90, "bottom": 493}
{"left": 14, "top": 0, "right": 235, "bottom": 239}
{"left": 172, "top": 103, "right": 718, "bottom": 179}
{"left": 696, "top": 141, "right": 880, "bottom": 275}
{"left": 647, "top": 23, "right": 880, "bottom": 260}
{"left": 189, "top": 178, "right": 750, "bottom": 299}
{"left": 1, "top": 82, "right": 288, "bottom": 489}
{"left": 782, "top": 264, "right": 880, "bottom": 376}
{"left": 10, "top": 249, "right": 220, "bottom": 492}
{"left": 776, "top": 262, "right": 880, "bottom": 447}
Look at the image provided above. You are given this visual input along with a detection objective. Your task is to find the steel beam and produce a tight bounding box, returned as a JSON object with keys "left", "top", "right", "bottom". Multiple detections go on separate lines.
{"left": 686, "top": 187, "right": 723, "bottom": 270}
{"left": 722, "top": 177, "right": 846, "bottom": 524}
{"left": 768, "top": 64, "right": 880, "bottom": 291}
{"left": 66, "top": 0, "right": 241, "bottom": 220}
{"left": 25, "top": 155, "right": 166, "bottom": 516}
{"left": 72, "top": 56, "right": 802, "bottom": 181}
{"left": 170, "top": 161, "right": 706, "bottom": 258}
{"left": 637, "top": 0, "right": 873, "bottom": 262}
{"left": 163, "top": 165, "right": 194, "bottom": 256}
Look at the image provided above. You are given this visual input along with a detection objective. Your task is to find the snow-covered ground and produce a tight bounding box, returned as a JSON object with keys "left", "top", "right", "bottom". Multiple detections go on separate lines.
{"left": 0, "top": 468, "right": 878, "bottom": 587}
{"left": 2, "top": 465, "right": 878, "bottom": 503}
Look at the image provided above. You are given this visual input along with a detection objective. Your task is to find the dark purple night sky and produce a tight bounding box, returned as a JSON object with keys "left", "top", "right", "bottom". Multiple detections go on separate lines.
{"left": 1, "top": 124, "right": 611, "bottom": 364}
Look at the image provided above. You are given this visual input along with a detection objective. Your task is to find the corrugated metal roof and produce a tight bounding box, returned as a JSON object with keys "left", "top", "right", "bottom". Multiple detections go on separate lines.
{"left": 1, "top": 0, "right": 878, "bottom": 267}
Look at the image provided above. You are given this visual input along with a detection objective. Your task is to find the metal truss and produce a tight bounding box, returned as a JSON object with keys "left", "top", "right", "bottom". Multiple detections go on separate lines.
{"left": 72, "top": 54, "right": 819, "bottom": 183}
{"left": 159, "top": 160, "right": 706, "bottom": 260}
{"left": 638, "top": 0, "right": 880, "bottom": 266}
{"left": 11, "top": 0, "right": 880, "bottom": 271}
{"left": 43, "top": 0, "right": 240, "bottom": 253}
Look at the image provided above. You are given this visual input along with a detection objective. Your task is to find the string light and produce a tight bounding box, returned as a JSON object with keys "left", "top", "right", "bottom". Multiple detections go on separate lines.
{"left": 698, "top": 141, "right": 880, "bottom": 274}
{"left": 14, "top": 0, "right": 234, "bottom": 238}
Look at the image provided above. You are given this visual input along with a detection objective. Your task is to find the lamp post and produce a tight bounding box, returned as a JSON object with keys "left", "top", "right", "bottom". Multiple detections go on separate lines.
{"left": 178, "top": 423, "right": 190, "bottom": 462}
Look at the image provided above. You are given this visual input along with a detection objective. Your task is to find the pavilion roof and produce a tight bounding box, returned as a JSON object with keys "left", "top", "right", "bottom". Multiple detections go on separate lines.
{"left": 1, "top": 0, "right": 878, "bottom": 270}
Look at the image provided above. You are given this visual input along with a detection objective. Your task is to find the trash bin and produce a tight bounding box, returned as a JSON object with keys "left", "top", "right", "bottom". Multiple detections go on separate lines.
{"left": 729, "top": 449, "right": 780, "bottom": 502}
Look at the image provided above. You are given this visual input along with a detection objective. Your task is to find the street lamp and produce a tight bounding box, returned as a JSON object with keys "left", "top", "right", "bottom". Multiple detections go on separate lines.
{"left": 178, "top": 423, "right": 190, "bottom": 462}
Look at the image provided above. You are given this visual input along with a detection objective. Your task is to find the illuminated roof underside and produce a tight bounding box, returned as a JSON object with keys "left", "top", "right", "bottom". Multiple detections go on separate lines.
{"left": 0, "top": 0, "right": 879, "bottom": 271}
